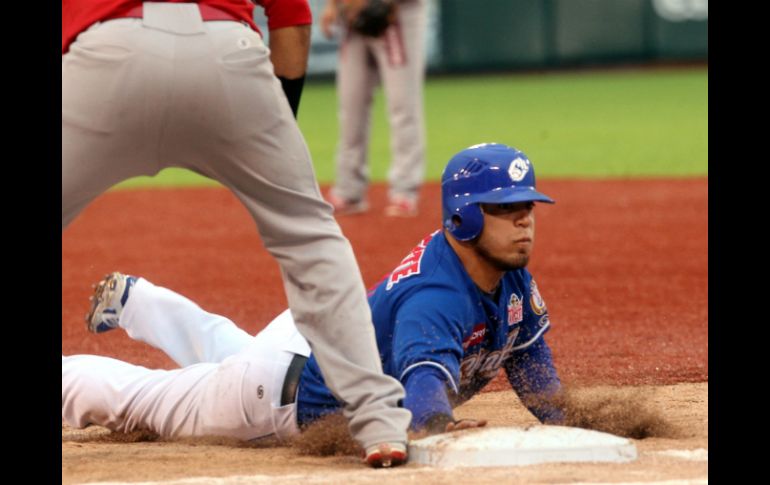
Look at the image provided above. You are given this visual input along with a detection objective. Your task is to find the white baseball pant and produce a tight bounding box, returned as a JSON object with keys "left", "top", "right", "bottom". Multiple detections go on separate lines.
{"left": 62, "top": 278, "right": 309, "bottom": 441}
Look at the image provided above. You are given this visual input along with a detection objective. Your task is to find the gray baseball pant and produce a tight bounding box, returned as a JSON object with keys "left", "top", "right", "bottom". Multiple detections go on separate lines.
{"left": 332, "top": 0, "right": 428, "bottom": 203}
{"left": 61, "top": 2, "right": 410, "bottom": 449}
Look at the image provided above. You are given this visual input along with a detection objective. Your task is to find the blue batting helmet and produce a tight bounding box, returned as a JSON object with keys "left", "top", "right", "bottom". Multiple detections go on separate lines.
{"left": 441, "top": 143, "right": 555, "bottom": 241}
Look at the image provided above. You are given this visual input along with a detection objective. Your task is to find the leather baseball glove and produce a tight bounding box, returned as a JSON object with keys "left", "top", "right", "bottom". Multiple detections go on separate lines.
{"left": 343, "top": 0, "right": 397, "bottom": 37}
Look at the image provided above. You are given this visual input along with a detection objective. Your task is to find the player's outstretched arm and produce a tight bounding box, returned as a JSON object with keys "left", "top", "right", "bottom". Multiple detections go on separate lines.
{"left": 505, "top": 338, "right": 565, "bottom": 424}
{"left": 402, "top": 366, "right": 487, "bottom": 437}
{"left": 392, "top": 289, "right": 469, "bottom": 434}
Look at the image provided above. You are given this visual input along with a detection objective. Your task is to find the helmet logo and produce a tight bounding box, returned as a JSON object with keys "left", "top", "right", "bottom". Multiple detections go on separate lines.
{"left": 508, "top": 157, "right": 530, "bottom": 182}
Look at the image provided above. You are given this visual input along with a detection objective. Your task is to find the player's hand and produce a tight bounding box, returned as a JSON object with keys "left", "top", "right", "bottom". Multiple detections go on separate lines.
{"left": 407, "top": 419, "right": 487, "bottom": 441}
{"left": 321, "top": 1, "right": 339, "bottom": 39}
{"left": 445, "top": 418, "right": 488, "bottom": 432}
{"left": 408, "top": 428, "right": 430, "bottom": 441}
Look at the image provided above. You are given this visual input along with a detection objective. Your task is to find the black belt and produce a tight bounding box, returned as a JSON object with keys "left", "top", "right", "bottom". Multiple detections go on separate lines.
{"left": 280, "top": 354, "right": 308, "bottom": 406}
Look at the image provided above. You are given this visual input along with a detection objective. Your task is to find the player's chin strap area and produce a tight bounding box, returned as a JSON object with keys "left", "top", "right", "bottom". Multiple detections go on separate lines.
{"left": 280, "top": 354, "right": 309, "bottom": 406}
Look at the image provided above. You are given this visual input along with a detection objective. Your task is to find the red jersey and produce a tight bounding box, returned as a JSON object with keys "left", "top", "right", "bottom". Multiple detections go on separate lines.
{"left": 62, "top": 0, "right": 313, "bottom": 54}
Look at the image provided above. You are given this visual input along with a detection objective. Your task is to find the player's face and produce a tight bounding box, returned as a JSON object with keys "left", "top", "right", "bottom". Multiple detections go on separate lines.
{"left": 474, "top": 201, "right": 536, "bottom": 271}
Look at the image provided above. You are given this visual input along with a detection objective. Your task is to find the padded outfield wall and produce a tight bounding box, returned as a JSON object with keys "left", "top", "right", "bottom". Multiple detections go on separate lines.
{"left": 254, "top": 0, "right": 707, "bottom": 76}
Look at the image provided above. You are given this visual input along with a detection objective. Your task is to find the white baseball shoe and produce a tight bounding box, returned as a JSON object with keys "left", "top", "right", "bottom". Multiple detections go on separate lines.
{"left": 364, "top": 442, "right": 408, "bottom": 468}
{"left": 327, "top": 192, "right": 369, "bottom": 215}
{"left": 85, "top": 272, "right": 136, "bottom": 334}
{"left": 384, "top": 195, "right": 418, "bottom": 217}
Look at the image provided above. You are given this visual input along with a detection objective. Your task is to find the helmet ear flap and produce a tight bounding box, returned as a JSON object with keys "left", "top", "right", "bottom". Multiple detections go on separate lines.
{"left": 447, "top": 204, "right": 484, "bottom": 241}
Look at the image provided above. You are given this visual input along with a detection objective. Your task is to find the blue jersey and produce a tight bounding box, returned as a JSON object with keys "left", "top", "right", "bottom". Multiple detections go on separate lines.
{"left": 296, "top": 230, "right": 562, "bottom": 429}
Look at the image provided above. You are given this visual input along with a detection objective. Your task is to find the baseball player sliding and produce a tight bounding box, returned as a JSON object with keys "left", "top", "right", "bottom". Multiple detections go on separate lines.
{"left": 62, "top": 144, "right": 565, "bottom": 466}
{"left": 62, "top": 0, "right": 410, "bottom": 466}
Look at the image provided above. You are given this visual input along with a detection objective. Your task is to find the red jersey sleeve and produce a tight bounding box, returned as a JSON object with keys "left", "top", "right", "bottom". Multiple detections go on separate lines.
{"left": 257, "top": 0, "right": 313, "bottom": 30}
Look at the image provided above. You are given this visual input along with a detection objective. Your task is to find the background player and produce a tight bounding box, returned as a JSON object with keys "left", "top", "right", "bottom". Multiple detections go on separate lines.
{"left": 62, "top": 0, "right": 410, "bottom": 466}
{"left": 320, "top": 0, "right": 428, "bottom": 216}
{"left": 62, "top": 143, "right": 564, "bottom": 463}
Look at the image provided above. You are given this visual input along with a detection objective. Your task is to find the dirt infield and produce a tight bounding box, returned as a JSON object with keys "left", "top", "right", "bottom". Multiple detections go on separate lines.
{"left": 62, "top": 178, "right": 708, "bottom": 483}
{"left": 62, "top": 382, "right": 707, "bottom": 484}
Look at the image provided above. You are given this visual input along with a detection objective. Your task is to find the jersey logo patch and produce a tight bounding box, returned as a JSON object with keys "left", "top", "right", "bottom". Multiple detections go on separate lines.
{"left": 462, "top": 323, "right": 487, "bottom": 350}
{"left": 386, "top": 231, "right": 438, "bottom": 290}
{"left": 530, "top": 279, "right": 547, "bottom": 315}
{"left": 507, "top": 293, "right": 523, "bottom": 326}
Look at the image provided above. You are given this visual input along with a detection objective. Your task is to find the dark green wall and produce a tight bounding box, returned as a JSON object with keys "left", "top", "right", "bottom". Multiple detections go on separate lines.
{"left": 437, "top": 0, "right": 707, "bottom": 71}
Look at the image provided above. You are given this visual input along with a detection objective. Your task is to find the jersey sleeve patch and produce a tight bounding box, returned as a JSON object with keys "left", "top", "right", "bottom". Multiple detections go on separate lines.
{"left": 530, "top": 279, "right": 547, "bottom": 315}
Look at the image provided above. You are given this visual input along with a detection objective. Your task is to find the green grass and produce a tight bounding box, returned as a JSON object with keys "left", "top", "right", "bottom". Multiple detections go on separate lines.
{"left": 115, "top": 66, "right": 707, "bottom": 189}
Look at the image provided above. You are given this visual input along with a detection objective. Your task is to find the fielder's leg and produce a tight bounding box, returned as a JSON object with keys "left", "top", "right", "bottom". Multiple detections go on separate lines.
{"left": 331, "top": 33, "right": 379, "bottom": 202}
{"left": 61, "top": 18, "right": 166, "bottom": 229}
{"left": 373, "top": 0, "right": 428, "bottom": 203}
{"left": 152, "top": 18, "right": 411, "bottom": 451}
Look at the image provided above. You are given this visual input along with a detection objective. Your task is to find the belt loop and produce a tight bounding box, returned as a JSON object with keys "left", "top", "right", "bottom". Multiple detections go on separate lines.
{"left": 142, "top": 2, "right": 205, "bottom": 35}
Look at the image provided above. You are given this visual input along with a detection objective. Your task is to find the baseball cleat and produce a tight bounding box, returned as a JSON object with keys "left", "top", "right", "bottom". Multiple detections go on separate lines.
{"left": 327, "top": 193, "right": 369, "bottom": 215}
{"left": 384, "top": 196, "right": 418, "bottom": 217}
{"left": 86, "top": 272, "right": 136, "bottom": 334}
{"left": 364, "top": 442, "right": 408, "bottom": 468}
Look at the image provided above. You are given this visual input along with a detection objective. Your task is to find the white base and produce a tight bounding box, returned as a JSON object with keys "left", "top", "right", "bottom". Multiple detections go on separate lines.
{"left": 408, "top": 425, "right": 638, "bottom": 467}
